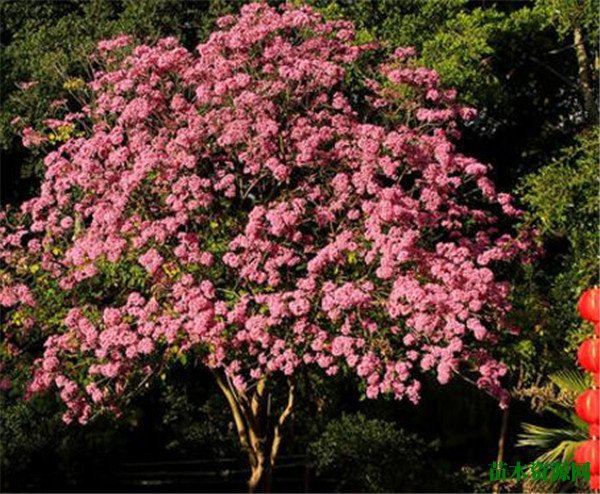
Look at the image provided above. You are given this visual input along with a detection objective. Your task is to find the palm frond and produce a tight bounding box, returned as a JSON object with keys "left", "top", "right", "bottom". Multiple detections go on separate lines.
{"left": 519, "top": 434, "right": 586, "bottom": 493}
{"left": 517, "top": 423, "right": 587, "bottom": 450}
{"left": 548, "top": 369, "right": 590, "bottom": 394}
{"left": 517, "top": 368, "right": 592, "bottom": 492}
{"left": 544, "top": 405, "right": 589, "bottom": 430}
{"left": 522, "top": 440, "right": 584, "bottom": 493}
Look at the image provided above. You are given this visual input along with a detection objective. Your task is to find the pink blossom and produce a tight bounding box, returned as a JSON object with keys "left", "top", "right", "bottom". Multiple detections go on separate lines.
{"left": 97, "top": 35, "right": 132, "bottom": 52}
{"left": 22, "top": 127, "right": 46, "bottom": 148}
{"left": 138, "top": 249, "right": 163, "bottom": 275}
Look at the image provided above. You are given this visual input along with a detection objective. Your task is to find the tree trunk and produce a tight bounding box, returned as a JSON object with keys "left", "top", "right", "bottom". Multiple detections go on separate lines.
{"left": 573, "top": 26, "right": 598, "bottom": 124}
{"left": 248, "top": 461, "right": 273, "bottom": 493}
{"left": 214, "top": 372, "right": 295, "bottom": 494}
{"left": 493, "top": 405, "right": 510, "bottom": 494}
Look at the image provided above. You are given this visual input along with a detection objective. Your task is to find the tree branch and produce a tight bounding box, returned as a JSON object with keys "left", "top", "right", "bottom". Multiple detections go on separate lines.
{"left": 214, "top": 371, "right": 256, "bottom": 467}
{"left": 251, "top": 377, "right": 267, "bottom": 418}
{"left": 270, "top": 379, "right": 295, "bottom": 466}
{"left": 573, "top": 26, "right": 598, "bottom": 123}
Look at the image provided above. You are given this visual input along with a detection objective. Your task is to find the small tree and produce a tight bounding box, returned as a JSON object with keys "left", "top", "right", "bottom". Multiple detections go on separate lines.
{"left": 1, "top": 3, "right": 529, "bottom": 491}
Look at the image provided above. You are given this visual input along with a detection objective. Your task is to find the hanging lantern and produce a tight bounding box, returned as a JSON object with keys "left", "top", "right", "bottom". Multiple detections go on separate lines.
{"left": 575, "top": 440, "right": 600, "bottom": 475}
{"left": 575, "top": 389, "right": 600, "bottom": 424}
{"left": 576, "top": 289, "right": 600, "bottom": 492}
{"left": 578, "top": 288, "right": 600, "bottom": 322}
{"left": 578, "top": 338, "right": 600, "bottom": 373}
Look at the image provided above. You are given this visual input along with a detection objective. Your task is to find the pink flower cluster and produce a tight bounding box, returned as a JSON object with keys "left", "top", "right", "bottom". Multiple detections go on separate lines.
{"left": 0, "top": 3, "right": 530, "bottom": 423}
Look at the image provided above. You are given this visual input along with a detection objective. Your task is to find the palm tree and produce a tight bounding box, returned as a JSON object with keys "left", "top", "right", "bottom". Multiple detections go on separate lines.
{"left": 517, "top": 369, "right": 591, "bottom": 493}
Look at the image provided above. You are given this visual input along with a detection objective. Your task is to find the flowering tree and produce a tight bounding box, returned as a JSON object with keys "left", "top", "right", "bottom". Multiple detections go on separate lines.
{"left": 1, "top": 3, "right": 530, "bottom": 491}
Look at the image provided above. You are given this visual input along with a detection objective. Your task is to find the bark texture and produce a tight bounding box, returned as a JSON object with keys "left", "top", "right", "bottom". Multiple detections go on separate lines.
{"left": 214, "top": 372, "right": 295, "bottom": 493}
{"left": 573, "top": 26, "right": 598, "bottom": 124}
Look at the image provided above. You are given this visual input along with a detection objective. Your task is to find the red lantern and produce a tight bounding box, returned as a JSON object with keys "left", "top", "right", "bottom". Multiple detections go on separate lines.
{"left": 575, "top": 443, "right": 586, "bottom": 464}
{"left": 575, "top": 440, "right": 600, "bottom": 475}
{"left": 578, "top": 338, "right": 600, "bottom": 373}
{"left": 576, "top": 289, "right": 600, "bottom": 491}
{"left": 579, "top": 288, "right": 600, "bottom": 322}
{"left": 575, "top": 389, "right": 600, "bottom": 424}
